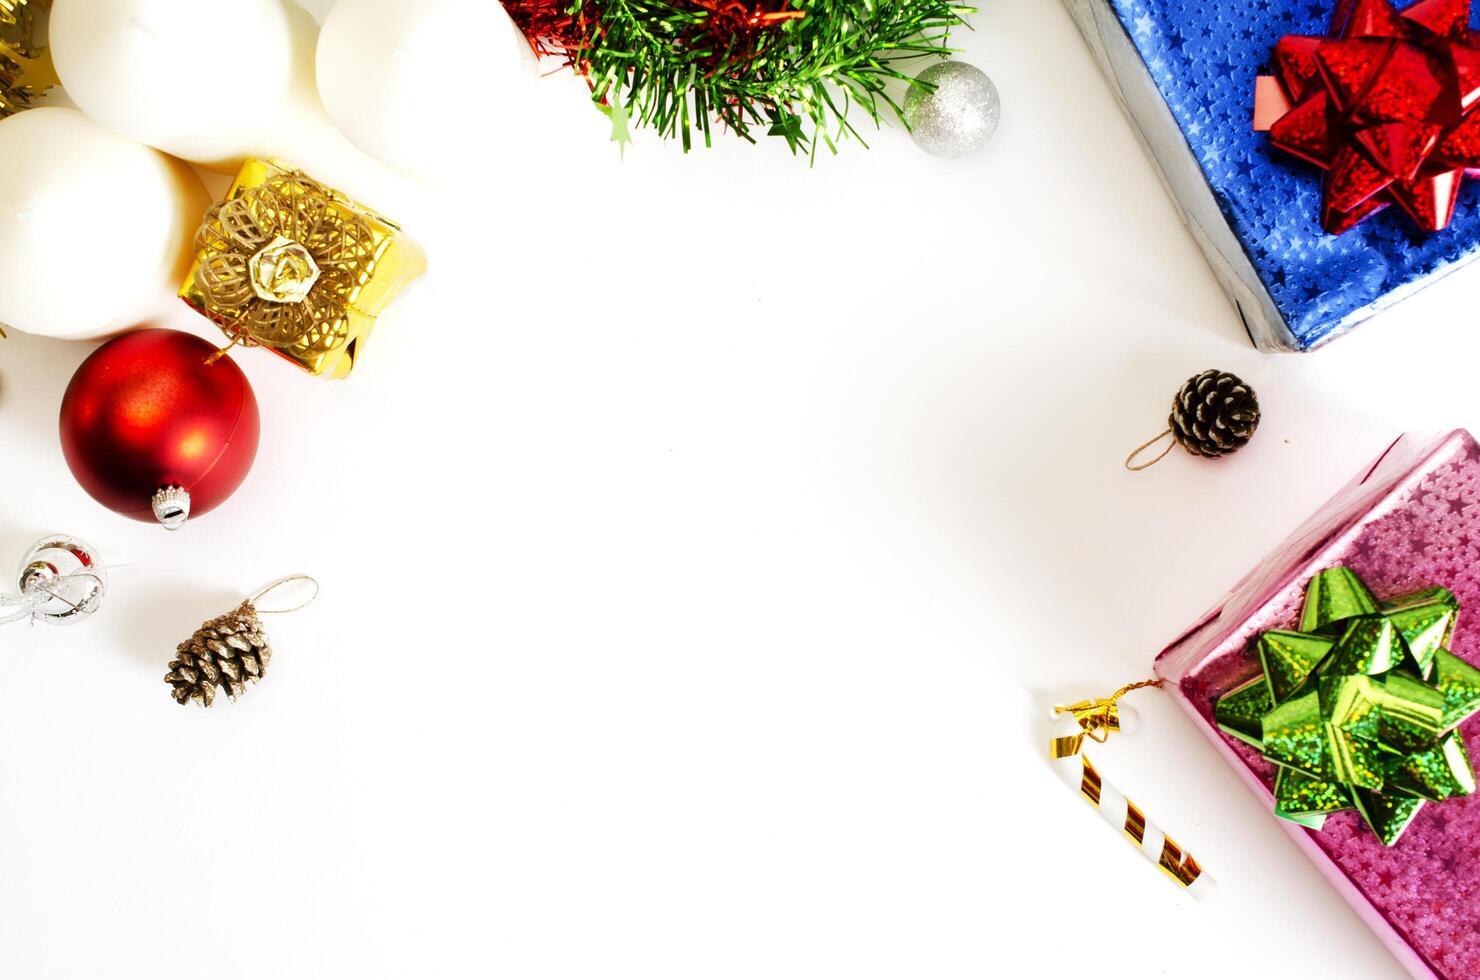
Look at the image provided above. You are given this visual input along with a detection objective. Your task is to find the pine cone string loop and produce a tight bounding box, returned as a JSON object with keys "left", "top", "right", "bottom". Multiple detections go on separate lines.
{"left": 1125, "top": 370, "right": 1261, "bottom": 471}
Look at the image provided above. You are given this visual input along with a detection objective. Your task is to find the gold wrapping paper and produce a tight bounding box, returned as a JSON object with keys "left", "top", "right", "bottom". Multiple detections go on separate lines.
{"left": 180, "top": 159, "right": 426, "bottom": 379}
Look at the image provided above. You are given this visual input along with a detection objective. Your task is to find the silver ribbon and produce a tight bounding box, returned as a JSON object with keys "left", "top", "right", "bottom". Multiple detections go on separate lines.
{"left": 1, "top": 535, "right": 107, "bottom": 626}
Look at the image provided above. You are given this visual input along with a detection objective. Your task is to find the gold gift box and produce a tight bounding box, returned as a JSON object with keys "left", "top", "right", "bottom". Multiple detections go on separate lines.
{"left": 180, "top": 158, "right": 426, "bottom": 379}
{"left": 0, "top": 0, "right": 57, "bottom": 117}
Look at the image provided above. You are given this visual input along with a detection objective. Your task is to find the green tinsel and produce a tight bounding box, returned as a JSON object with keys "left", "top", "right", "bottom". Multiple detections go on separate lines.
{"left": 505, "top": 0, "right": 973, "bottom": 155}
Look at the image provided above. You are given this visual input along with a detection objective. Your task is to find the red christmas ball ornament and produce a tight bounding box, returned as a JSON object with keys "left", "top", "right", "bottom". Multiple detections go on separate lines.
{"left": 59, "top": 329, "right": 260, "bottom": 529}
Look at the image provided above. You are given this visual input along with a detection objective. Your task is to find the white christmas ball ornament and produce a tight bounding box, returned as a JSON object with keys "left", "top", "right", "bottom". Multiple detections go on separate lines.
{"left": 317, "top": 0, "right": 536, "bottom": 174}
{"left": 50, "top": 0, "right": 300, "bottom": 169}
{"left": 905, "top": 61, "right": 1001, "bottom": 159}
{"left": 0, "top": 108, "right": 210, "bottom": 340}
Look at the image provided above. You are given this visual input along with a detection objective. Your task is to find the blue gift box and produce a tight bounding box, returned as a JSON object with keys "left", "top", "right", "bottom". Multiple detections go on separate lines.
{"left": 1063, "top": 0, "right": 1480, "bottom": 351}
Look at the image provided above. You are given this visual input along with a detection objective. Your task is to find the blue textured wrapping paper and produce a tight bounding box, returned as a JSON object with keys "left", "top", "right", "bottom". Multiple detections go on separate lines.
{"left": 1091, "top": 0, "right": 1480, "bottom": 350}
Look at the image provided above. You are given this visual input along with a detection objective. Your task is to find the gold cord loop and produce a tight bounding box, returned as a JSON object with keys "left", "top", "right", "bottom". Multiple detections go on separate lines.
{"left": 1125, "top": 428, "right": 1176, "bottom": 471}
{"left": 248, "top": 575, "right": 320, "bottom": 615}
{"left": 1051, "top": 678, "right": 1162, "bottom": 758}
{"left": 204, "top": 335, "right": 244, "bottom": 365}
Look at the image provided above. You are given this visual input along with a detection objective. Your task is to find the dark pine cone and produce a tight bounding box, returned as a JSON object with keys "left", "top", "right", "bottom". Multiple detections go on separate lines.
{"left": 165, "top": 600, "right": 272, "bottom": 706}
{"left": 1169, "top": 370, "right": 1260, "bottom": 459}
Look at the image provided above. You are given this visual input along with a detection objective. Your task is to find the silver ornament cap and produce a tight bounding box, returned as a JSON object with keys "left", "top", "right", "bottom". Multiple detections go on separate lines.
{"left": 152, "top": 485, "right": 191, "bottom": 530}
{"left": 904, "top": 61, "right": 1001, "bottom": 159}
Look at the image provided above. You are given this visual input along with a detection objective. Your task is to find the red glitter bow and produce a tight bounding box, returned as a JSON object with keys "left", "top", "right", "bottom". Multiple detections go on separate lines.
{"left": 1253, "top": 0, "right": 1480, "bottom": 233}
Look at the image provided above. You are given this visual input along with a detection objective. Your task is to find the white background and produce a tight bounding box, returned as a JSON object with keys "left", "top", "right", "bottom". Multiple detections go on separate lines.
{"left": 1, "top": 0, "right": 1475, "bottom": 977}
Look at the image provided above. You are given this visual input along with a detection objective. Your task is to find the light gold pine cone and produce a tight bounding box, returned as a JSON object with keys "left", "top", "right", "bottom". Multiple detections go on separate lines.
{"left": 165, "top": 600, "right": 273, "bottom": 707}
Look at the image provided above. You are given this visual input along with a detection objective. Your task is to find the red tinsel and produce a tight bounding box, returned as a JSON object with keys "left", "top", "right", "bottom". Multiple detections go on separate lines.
{"left": 501, "top": 0, "right": 802, "bottom": 64}
{"left": 501, "top": 0, "right": 583, "bottom": 60}
{"left": 688, "top": 0, "right": 804, "bottom": 32}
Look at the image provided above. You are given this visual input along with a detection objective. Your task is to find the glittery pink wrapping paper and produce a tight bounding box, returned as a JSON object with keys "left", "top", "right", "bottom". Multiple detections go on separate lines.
{"left": 1155, "top": 430, "right": 1480, "bottom": 980}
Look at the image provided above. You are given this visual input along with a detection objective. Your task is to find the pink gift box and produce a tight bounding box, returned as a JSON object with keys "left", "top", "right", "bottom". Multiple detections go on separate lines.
{"left": 1155, "top": 429, "right": 1480, "bottom": 980}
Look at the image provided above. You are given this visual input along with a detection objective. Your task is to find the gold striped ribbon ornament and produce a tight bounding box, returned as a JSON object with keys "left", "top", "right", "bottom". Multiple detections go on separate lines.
{"left": 1050, "top": 680, "right": 1215, "bottom": 899}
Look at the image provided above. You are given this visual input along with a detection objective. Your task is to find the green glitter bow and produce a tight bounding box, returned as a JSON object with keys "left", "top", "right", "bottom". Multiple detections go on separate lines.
{"left": 1214, "top": 567, "right": 1480, "bottom": 845}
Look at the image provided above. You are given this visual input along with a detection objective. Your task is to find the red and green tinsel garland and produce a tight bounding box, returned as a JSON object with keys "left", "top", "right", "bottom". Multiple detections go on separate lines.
{"left": 501, "top": 0, "right": 971, "bottom": 154}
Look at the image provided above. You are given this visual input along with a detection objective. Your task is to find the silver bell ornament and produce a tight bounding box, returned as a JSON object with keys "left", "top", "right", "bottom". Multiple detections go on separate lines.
{"left": 1, "top": 535, "right": 107, "bottom": 626}
{"left": 904, "top": 61, "right": 1001, "bottom": 159}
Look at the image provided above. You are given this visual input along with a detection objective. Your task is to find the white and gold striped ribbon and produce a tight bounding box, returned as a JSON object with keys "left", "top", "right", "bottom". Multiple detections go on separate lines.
{"left": 1050, "top": 701, "right": 1215, "bottom": 899}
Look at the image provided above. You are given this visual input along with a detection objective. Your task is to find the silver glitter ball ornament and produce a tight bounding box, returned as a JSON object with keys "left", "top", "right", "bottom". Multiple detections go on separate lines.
{"left": 904, "top": 61, "right": 1000, "bottom": 159}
